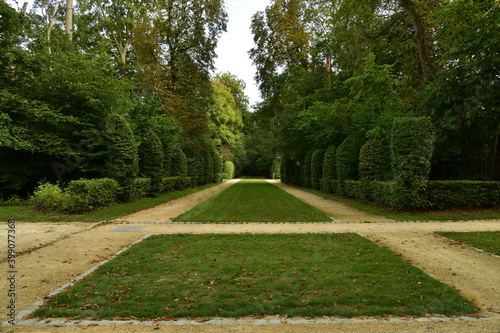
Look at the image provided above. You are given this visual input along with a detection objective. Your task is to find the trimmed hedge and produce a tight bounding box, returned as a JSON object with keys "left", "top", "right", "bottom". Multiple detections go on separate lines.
{"left": 427, "top": 181, "right": 500, "bottom": 210}
{"left": 133, "top": 178, "right": 151, "bottom": 199}
{"left": 65, "top": 178, "right": 119, "bottom": 213}
{"left": 391, "top": 117, "right": 434, "bottom": 211}
{"left": 359, "top": 138, "right": 386, "bottom": 181}
{"left": 170, "top": 145, "right": 188, "bottom": 178}
{"left": 322, "top": 145, "right": 337, "bottom": 193}
{"left": 223, "top": 161, "right": 235, "bottom": 179}
{"left": 302, "top": 150, "right": 313, "bottom": 187}
{"left": 31, "top": 183, "right": 66, "bottom": 212}
{"left": 336, "top": 135, "right": 364, "bottom": 194}
{"left": 311, "top": 149, "right": 325, "bottom": 190}
{"left": 344, "top": 180, "right": 395, "bottom": 207}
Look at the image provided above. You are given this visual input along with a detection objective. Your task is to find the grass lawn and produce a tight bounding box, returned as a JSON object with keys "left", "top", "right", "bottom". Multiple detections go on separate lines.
{"left": 298, "top": 187, "right": 500, "bottom": 221}
{"left": 0, "top": 183, "right": 219, "bottom": 223}
{"left": 33, "top": 234, "right": 478, "bottom": 320}
{"left": 174, "top": 178, "right": 331, "bottom": 222}
{"left": 435, "top": 231, "right": 500, "bottom": 255}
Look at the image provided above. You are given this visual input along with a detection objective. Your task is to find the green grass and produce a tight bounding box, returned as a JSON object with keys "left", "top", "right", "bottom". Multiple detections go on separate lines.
{"left": 0, "top": 183, "right": 219, "bottom": 223}
{"left": 33, "top": 234, "right": 478, "bottom": 320}
{"left": 298, "top": 187, "right": 500, "bottom": 221}
{"left": 174, "top": 178, "right": 331, "bottom": 222}
{"left": 435, "top": 231, "right": 500, "bottom": 255}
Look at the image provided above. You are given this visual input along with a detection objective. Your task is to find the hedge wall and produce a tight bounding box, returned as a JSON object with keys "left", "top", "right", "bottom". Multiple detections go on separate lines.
{"left": 336, "top": 135, "right": 364, "bottom": 194}
{"left": 65, "top": 178, "right": 119, "bottom": 213}
{"left": 359, "top": 138, "right": 386, "bottom": 181}
{"left": 322, "top": 145, "right": 337, "bottom": 193}
{"left": 302, "top": 150, "right": 313, "bottom": 187}
{"left": 311, "top": 149, "right": 325, "bottom": 190}
{"left": 223, "top": 161, "right": 235, "bottom": 179}
{"left": 426, "top": 181, "right": 500, "bottom": 210}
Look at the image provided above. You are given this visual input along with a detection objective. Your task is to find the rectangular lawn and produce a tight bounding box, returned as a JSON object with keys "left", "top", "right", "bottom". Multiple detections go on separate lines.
{"left": 34, "top": 234, "right": 478, "bottom": 320}
{"left": 174, "top": 178, "right": 332, "bottom": 222}
{"left": 436, "top": 231, "right": 500, "bottom": 255}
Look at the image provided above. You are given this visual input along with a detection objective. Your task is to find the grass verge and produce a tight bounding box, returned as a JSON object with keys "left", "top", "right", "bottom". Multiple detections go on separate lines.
{"left": 435, "top": 231, "right": 500, "bottom": 255}
{"left": 33, "top": 234, "right": 478, "bottom": 320}
{"left": 174, "top": 178, "right": 331, "bottom": 222}
{"left": 297, "top": 187, "right": 500, "bottom": 221}
{"left": 0, "top": 183, "right": 219, "bottom": 223}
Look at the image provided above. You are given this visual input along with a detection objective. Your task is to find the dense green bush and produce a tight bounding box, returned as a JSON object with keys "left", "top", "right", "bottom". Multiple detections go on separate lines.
{"left": 105, "top": 114, "right": 139, "bottom": 202}
{"left": 311, "top": 149, "right": 325, "bottom": 190}
{"left": 170, "top": 145, "right": 188, "bottom": 178}
{"left": 65, "top": 178, "right": 119, "bottom": 213}
{"left": 223, "top": 161, "right": 235, "bottom": 179}
{"left": 133, "top": 178, "right": 152, "bottom": 199}
{"left": 427, "top": 181, "right": 500, "bottom": 210}
{"left": 343, "top": 180, "right": 395, "bottom": 207}
{"left": 302, "top": 150, "right": 313, "bottom": 187}
{"left": 336, "top": 135, "right": 364, "bottom": 194}
{"left": 138, "top": 128, "right": 164, "bottom": 194}
{"left": 391, "top": 117, "right": 434, "bottom": 211}
{"left": 322, "top": 145, "right": 337, "bottom": 193}
{"left": 203, "top": 150, "right": 214, "bottom": 184}
{"left": 161, "top": 177, "right": 178, "bottom": 193}
{"left": 31, "top": 183, "right": 66, "bottom": 212}
{"left": 211, "top": 148, "right": 223, "bottom": 182}
{"left": 188, "top": 154, "right": 204, "bottom": 186}
{"left": 359, "top": 138, "right": 386, "bottom": 181}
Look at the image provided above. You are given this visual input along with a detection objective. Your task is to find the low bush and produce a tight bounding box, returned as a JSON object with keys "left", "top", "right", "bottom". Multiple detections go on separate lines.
{"left": 162, "top": 177, "right": 178, "bottom": 193}
{"left": 0, "top": 195, "right": 28, "bottom": 206}
{"left": 65, "top": 178, "right": 119, "bottom": 213}
{"left": 343, "top": 181, "right": 395, "bottom": 207}
{"left": 31, "top": 183, "right": 66, "bottom": 212}
{"left": 133, "top": 178, "right": 151, "bottom": 199}
{"left": 223, "top": 161, "right": 235, "bottom": 179}
{"left": 427, "top": 181, "right": 500, "bottom": 210}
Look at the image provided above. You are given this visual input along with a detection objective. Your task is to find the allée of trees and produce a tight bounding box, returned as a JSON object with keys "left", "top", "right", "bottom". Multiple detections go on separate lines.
{"left": 1, "top": 0, "right": 499, "bottom": 212}
{"left": 1, "top": 0, "right": 249, "bottom": 208}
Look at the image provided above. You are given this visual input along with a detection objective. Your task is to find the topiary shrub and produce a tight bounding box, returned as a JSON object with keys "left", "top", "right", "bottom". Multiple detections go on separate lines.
{"left": 64, "top": 178, "right": 119, "bottom": 213}
{"left": 359, "top": 138, "right": 386, "bottom": 181}
{"left": 170, "top": 145, "right": 188, "bottom": 178}
{"left": 211, "top": 147, "right": 222, "bottom": 182}
{"left": 133, "top": 178, "right": 151, "bottom": 199}
{"left": 272, "top": 158, "right": 282, "bottom": 179}
{"left": 105, "top": 114, "right": 139, "bottom": 202}
{"left": 188, "top": 154, "right": 204, "bottom": 186}
{"left": 311, "top": 149, "right": 325, "bottom": 190}
{"left": 30, "top": 182, "right": 66, "bottom": 212}
{"left": 336, "top": 135, "right": 364, "bottom": 195}
{"left": 302, "top": 150, "right": 313, "bottom": 187}
{"left": 203, "top": 150, "right": 214, "bottom": 184}
{"left": 322, "top": 145, "right": 337, "bottom": 193}
{"left": 138, "top": 128, "right": 164, "bottom": 194}
{"left": 391, "top": 117, "right": 434, "bottom": 211}
{"left": 223, "top": 161, "right": 235, "bottom": 179}
{"left": 426, "top": 181, "right": 500, "bottom": 210}
{"left": 162, "top": 177, "right": 178, "bottom": 193}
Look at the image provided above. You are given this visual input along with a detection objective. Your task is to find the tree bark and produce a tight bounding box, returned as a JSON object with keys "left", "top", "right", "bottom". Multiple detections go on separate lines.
{"left": 399, "top": 0, "right": 434, "bottom": 83}
{"left": 65, "top": 0, "right": 73, "bottom": 41}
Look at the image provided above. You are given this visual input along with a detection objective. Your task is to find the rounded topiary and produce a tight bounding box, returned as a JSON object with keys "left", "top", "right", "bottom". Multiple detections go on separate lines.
{"left": 105, "top": 113, "right": 138, "bottom": 201}
{"left": 170, "top": 145, "right": 188, "bottom": 178}
{"left": 138, "top": 128, "right": 164, "bottom": 193}
{"left": 302, "top": 150, "right": 313, "bottom": 187}
{"left": 322, "top": 145, "right": 337, "bottom": 193}
{"left": 359, "top": 138, "right": 386, "bottom": 181}
{"left": 211, "top": 147, "right": 222, "bottom": 182}
{"left": 336, "top": 135, "right": 364, "bottom": 194}
{"left": 311, "top": 149, "right": 325, "bottom": 190}
{"left": 391, "top": 117, "right": 434, "bottom": 211}
{"left": 223, "top": 161, "right": 235, "bottom": 179}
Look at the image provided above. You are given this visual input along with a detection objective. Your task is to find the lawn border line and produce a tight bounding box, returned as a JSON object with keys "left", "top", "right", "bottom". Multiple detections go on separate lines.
{"left": 434, "top": 233, "right": 500, "bottom": 259}
{"left": 0, "top": 220, "right": 112, "bottom": 263}
{"left": 5, "top": 233, "right": 156, "bottom": 326}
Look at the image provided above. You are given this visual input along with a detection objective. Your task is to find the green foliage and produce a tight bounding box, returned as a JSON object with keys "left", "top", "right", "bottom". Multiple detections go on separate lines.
{"left": 133, "top": 178, "right": 152, "bottom": 200}
{"left": 343, "top": 181, "right": 396, "bottom": 207}
{"left": 30, "top": 183, "right": 66, "bottom": 212}
{"left": 359, "top": 138, "right": 387, "bottom": 181}
{"left": 210, "top": 147, "right": 222, "bottom": 183}
{"left": 336, "top": 135, "right": 364, "bottom": 194}
{"left": 271, "top": 158, "right": 282, "bottom": 179}
{"left": 311, "top": 149, "right": 325, "bottom": 190}
{"left": 302, "top": 150, "right": 313, "bottom": 187}
{"left": 426, "top": 181, "right": 500, "bottom": 210}
{"left": 391, "top": 117, "right": 434, "bottom": 211}
{"left": 105, "top": 113, "right": 139, "bottom": 201}
{"left": 161, "top": 177, "right": 178, "bottom": 193}
{"left": 223, "top": 161, "right": 235, "bottom": 180}
{"left": 65, "top": 178, "right": 119, "bottom": 213}
{"left": 188, "top": 154, "right": 204, "bottom": 186}
{"left": 138, "top": 128, "right": 164, "bottom": 194}
{"left": 169, "top": 145, "right": 188, "bottom": 178}
{"left": 322, "top": 145, "right": 337, "bottom": 193}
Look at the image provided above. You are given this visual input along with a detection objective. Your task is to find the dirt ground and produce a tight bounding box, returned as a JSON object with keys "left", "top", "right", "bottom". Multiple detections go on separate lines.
{"left": 1, "top": 179, "right": 499, "bottom": 332}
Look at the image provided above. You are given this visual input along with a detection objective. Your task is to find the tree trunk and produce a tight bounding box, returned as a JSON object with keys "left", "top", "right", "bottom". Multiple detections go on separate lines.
{"left": 399, "top": 0, "right": 434, "bottom": 83}
{"left": 65, "top": 0, "right": 73, "bottom": 41}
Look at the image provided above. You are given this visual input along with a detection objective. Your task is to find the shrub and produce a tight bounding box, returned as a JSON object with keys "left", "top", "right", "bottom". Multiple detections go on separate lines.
{"left": 203, "top": 150, "right": 214, "bottom": 184}
{"left": 188, "top": 154, "right": 204, "bottom": 186}
{"left": 302, "top": 150, "right": 313, "bottom": 187}
{"left": 162, "top": 177, "right": 178, "bottom": 193}
{"left": 133, "top": 178, "right": 151, "bottom": 199}
{"left": 223, "top": 161, "right": 235, "bottom": 179}
{"left": 391, "top": 117, "right": 434, "bottom": 211}
{"left": 211, "top": 148, "right": 222, "bottom": 182}
{"left": 105, "top": 114, "right": 139, "bottom": 202}
{"left": 322, "top": 145, "right": 337, "bottom": 193}
{"left": 65, "top": 178, "right": 119, "bottom": 213}
{"left": 359, "top": 138, "right": 386, "bottom": 181}
{"left": 170, "top": 145, "right": 188, "bottom": 178}
{"left": 272, "top": 158, "right": 282, "bottom": 179}
{"left": 427, "top": 181, "right": 500, "bottom": 210}
{"left": 0, "top": 195, "right": 28, "bottom": 206}
{"left": 336, "top": 135, "right": 364, "bottom": 194}
{"left": 138, "top": 128, "right": 164, "bottom": 194}
{"left": 31, "top": 183, "right": 66, "bottom": 212}
{"left": 311, "top": 149, "right": 325, "bottom": 190}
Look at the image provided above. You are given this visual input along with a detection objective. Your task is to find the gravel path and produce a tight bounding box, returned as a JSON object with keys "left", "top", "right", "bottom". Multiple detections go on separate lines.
{"left": 1, "top": 180, "right": 499, "bottom": 332}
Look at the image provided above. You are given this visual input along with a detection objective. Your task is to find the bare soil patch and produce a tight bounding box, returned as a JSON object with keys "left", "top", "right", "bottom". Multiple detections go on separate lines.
{"left": 1, "top": 179, "right": 499, "bottom": 332}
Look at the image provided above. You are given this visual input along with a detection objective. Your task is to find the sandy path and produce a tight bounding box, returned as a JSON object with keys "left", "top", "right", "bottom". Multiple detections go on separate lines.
{"left": 267, "top": 180, "right": 391, "bottom": 222}
{"left": 1, "top": 179, "right": 499, "bottom": 332}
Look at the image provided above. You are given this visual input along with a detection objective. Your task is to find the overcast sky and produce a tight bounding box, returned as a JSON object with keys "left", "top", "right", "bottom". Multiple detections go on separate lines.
{"left": 8, "top": 0, "right": 270, "bottom": 106}
{"left": 214, "top": 0, "right": 271, "bottom": 107}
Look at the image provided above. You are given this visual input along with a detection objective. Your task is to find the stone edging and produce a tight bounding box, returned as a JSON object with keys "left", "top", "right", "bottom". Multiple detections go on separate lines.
{"left": 434, "top": 233, "right": 500, "bottom": 259}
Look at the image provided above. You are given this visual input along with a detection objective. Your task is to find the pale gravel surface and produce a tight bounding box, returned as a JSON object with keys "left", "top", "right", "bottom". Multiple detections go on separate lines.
{"left": 1, "top": 179, "right": 499, "bottom": 332}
